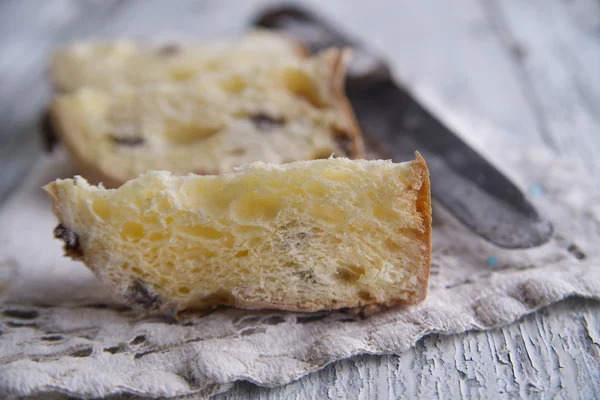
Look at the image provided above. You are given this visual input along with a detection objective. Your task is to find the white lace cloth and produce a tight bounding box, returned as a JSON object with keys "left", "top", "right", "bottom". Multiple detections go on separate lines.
{"left": 1, "top": 89, "right": 599, "bottom": 399}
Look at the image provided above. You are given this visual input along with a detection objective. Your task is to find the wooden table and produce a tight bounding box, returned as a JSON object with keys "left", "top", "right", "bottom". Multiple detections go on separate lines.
{"left": 1, "top": 1, "right": 598, "bottom": 398}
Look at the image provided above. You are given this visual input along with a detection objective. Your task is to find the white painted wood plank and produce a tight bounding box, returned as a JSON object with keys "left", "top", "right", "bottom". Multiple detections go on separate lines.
{"left": 216, "top": 299, "right": 600, "bottom": 400}
{"left": 481, "top": 0, "right": 600, "bottom": 181}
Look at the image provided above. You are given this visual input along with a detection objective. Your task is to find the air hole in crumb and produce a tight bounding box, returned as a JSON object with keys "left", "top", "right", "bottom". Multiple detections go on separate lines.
{"left": 229, "top": 148, "right": 247, "bottom": 156}
{"left": 164, "top": 217, "right": 173, "bottom": 225}
{"left": 235, "top": 250, "right": 249, "bottom": 258}
{"left": 281, "top": 69, "right": 325, "bottom": 109}
{"left": 164, "top": 262, "right": 175, "bottom": 271}
{"left": 120, "top": 221, "right": 145, "bottom": 241}
{"left": 358, "top": 290, "right": 376, "bottom": 302}
{"left": 121, "top": 262, "right": 130, "bottom": 271}
{"left": 131, "top": 267, "right": 142, "bottom": 275}
{"left": 178, "top": 287, "right": 190, "bottom": 294}
{"left": 130, "top": 335, "right": 146, "bottom": 345}
{"left": 91, "top": 197, "right": 111, "bottom": 220}
{"left": 337, "top": 265, "right": 366, "bottom": 283}
{"left": 219, "top": 75, "right": 246, "bottom": 93}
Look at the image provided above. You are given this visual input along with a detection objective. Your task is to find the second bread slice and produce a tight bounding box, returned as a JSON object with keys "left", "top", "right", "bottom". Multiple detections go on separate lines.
{"left": 50, "top": 49, "right": 363, "bottom": 188}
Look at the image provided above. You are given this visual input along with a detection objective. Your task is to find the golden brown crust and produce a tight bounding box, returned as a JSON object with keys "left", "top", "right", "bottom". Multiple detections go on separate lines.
{"left": 328, "top": 48, "right": 365, "bottom": 159}
{"left": 408, "top": 151, "right": 432, "bottom": 304}
{"left": 373, "top": 153, "right": 431, "bottom": 308}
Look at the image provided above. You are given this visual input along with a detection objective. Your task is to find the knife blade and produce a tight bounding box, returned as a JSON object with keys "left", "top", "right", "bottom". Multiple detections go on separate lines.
{"left": 253, "top": 6, "right": 553, "bottom": 249}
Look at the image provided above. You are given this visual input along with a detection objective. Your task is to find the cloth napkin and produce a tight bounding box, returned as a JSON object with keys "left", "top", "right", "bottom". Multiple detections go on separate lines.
{"left": 1, "top": 87, "right": 599, "bottom": 399}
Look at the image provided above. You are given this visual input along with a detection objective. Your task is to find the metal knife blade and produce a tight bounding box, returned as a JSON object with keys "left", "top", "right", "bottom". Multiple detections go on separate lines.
{"left": 254, "top": 6, "right": 553, "bottom": 249}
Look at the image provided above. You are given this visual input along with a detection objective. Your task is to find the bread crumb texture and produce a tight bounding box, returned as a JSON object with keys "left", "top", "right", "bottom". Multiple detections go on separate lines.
{"left": 51, "top": 31, "right": 305, "bottom": 92}
{"left": 50, "top": 34, "right": 361, "bottom": 186}
{"left": 44, "top": 157, "right": 431, "bottom": 314}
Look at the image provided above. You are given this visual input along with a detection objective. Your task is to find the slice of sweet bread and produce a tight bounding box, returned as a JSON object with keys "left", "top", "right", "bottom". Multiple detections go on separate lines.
{"left": 49, "top": 48, "right": 363, "bottom": 188}
{"left": 44, "top": 155, "right": 431, "bottom": 315}
{"left": 50, "top": 30, "right": 307, "bottom": 92}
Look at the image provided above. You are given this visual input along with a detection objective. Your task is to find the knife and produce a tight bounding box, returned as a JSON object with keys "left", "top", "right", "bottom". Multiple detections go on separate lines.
{"left": 253, "top": 6, "right": 553, "bottom": 249}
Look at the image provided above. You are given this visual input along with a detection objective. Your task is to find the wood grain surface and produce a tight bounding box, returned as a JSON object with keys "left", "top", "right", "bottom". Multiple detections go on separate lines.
{"left": 0, "top": 0, "right": 598, "bottom": 398}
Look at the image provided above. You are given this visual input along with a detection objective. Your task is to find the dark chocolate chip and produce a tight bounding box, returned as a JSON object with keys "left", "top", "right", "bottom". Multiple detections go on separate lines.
{"left": 109, "top": 135, "right": 145, "bottom": 146}
{"left": 250, "top": 113, "right": 285, "bottom": 131}
{"left": 130, "top": 335, "right": 146, "bottom": 345}
{"left": 157, "top": 44, "right": 181, "bottom": 56}
{"left": 3, "top": 309, "right": 39, "bottom": 320}
{"left": 70, "top": 347, "right": 93, "bottom": 357}
{"left": 124, "top": 280, "right": 162, "bottom": 310}
{"left": 40, "top": 109, "right": 58, "bottom": 152}
{"left": 567, "top": 244, "right": 587, "bottom": 260}
{"left": 53, "top": 224, "right": 83, "bottom": 258}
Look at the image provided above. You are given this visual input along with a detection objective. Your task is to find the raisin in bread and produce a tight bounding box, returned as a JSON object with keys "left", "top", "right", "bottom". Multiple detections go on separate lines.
{"left": 44, "top": 155, "right": 431, "bottom": 315}
{"left": 50, "top": 30, "right": 307, "bottom": 92}
{"left": 49, "top": 48, "right": 363, "bottom": 188}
